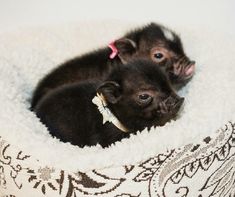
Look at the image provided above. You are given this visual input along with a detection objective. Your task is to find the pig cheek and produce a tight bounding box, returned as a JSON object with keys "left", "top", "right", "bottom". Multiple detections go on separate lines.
{"left": 139, "top": 107, "right": 156, "bottom": 120}
{"left": 141, "top": 110, "right": 153, "bottom": 119}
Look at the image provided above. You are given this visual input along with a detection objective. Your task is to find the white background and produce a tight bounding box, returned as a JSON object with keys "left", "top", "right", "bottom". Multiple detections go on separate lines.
{"left": 0, "top": 0, "right": 234, "bottom": 32}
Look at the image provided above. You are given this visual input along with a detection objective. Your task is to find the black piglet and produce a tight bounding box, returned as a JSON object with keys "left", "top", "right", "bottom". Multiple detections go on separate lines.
{"left": 31, "top": 22, "right": 194, "bottom": 109}
{"left": 35, "top": 60, "right": 184, "bottom": 148}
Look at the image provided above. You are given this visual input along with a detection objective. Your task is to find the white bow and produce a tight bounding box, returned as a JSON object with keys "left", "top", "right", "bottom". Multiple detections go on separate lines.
{"left": 92, "top": 93, "right": 128, "bottom": 132}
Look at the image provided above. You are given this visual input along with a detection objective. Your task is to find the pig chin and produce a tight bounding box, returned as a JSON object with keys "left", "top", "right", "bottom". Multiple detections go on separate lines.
{"left": 169, "top": 75, "right": 192, "bottom": 90}
{"left": 153, "top": 112, "right": 178, "bottom": 126}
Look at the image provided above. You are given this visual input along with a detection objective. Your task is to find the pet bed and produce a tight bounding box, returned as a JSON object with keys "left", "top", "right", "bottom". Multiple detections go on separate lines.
{"left": 0, "top": 21, "right": 235, "bottom": 197}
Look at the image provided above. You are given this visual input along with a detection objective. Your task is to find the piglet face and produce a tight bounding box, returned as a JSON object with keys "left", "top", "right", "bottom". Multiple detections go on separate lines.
{"left": 131, "top": 89, "right": 184, "bottom": 127}
{"left": 113, "top": 23, "right": 195, "bottom": 89}
{"left": 97, "top": 59, "right": 185, "bottom": 132}
{"left": 114, "top": 39, "right": 195, "bottom": 89}
{"left": 150, "top": 47, "right": 195, "bottom": 89}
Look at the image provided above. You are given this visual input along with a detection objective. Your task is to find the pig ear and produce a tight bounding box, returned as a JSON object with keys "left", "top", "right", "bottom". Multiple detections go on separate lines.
{"left": 114, "top": 38, "right": 137, "bottom": 63}
{"left": 97, "top": 81, "right": 121, "bottom": 104}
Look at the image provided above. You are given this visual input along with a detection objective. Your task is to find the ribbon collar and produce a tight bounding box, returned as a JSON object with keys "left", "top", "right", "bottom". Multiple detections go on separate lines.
{"left": 92, "top": 93, "right": 128, "bottom": 132}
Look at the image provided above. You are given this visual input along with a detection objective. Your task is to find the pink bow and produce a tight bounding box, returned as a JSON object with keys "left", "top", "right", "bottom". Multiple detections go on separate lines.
{"left": 108, "top": 41, "right": 118, "bottom": 59}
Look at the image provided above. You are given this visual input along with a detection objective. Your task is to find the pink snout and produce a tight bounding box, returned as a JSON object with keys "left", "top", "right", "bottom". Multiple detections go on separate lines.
{"left": 184, "top": 61, "right": 195, "bottom": 77}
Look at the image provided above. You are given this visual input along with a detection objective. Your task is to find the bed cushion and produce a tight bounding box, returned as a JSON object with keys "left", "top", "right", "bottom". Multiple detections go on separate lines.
{"left": 0, "top": 21, "right": 235, "bottom": 197}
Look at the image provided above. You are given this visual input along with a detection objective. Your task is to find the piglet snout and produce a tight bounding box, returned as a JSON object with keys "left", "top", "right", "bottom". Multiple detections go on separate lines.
{"left": 184, "top": 61, "right": 195, "bottom": 77}
{"left": 172, "top": 97, "right": 184, "bottom": 112}
{"left": 159, "top": 96, "right": 184, "bottom": 114}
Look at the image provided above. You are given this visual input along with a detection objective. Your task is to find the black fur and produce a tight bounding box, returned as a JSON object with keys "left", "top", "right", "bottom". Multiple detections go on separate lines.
{"left": 31, "top": 22, "right": 194, "bottom": 109}
{"left": 35, "top": 60, "right": 184, "bottom": 148}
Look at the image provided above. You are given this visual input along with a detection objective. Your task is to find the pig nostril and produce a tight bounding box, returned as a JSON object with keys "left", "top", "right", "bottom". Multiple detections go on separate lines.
{"left": 165, "top": 96, "right": 175, "bottom": 106}
{"left": 166, "top": 96, "right": 184, "bottom": 106}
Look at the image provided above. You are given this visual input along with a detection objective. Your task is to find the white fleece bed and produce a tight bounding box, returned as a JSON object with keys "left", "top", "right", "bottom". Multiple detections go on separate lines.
{"left": 0, "top": 21, "right": 235, "bottom": 197}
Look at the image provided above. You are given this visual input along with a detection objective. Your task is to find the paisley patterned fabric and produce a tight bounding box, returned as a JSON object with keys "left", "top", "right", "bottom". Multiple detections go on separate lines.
{"left": 1, "top": 122, "right": 235, "bottom": 197}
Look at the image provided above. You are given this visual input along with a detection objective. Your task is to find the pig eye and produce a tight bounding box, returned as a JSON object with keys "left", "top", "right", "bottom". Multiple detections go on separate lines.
{"left": 154, "top": 53, "right": 164, "bottom": 59}
{"left": 137, "top": 93, "right": 153, "bottom": 106}
{"left": 151, "top": 47, "right": 169, "bottom": 63}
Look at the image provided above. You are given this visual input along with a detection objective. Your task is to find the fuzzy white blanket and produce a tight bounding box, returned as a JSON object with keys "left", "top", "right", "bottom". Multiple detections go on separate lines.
{"left": 0, "top": 21, "right": 235, "bottom": 197}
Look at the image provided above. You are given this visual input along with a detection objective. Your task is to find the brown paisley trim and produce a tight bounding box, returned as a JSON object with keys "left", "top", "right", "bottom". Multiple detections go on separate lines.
{"left": 0, "top": 121, "right": 235, "bottom": 196}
